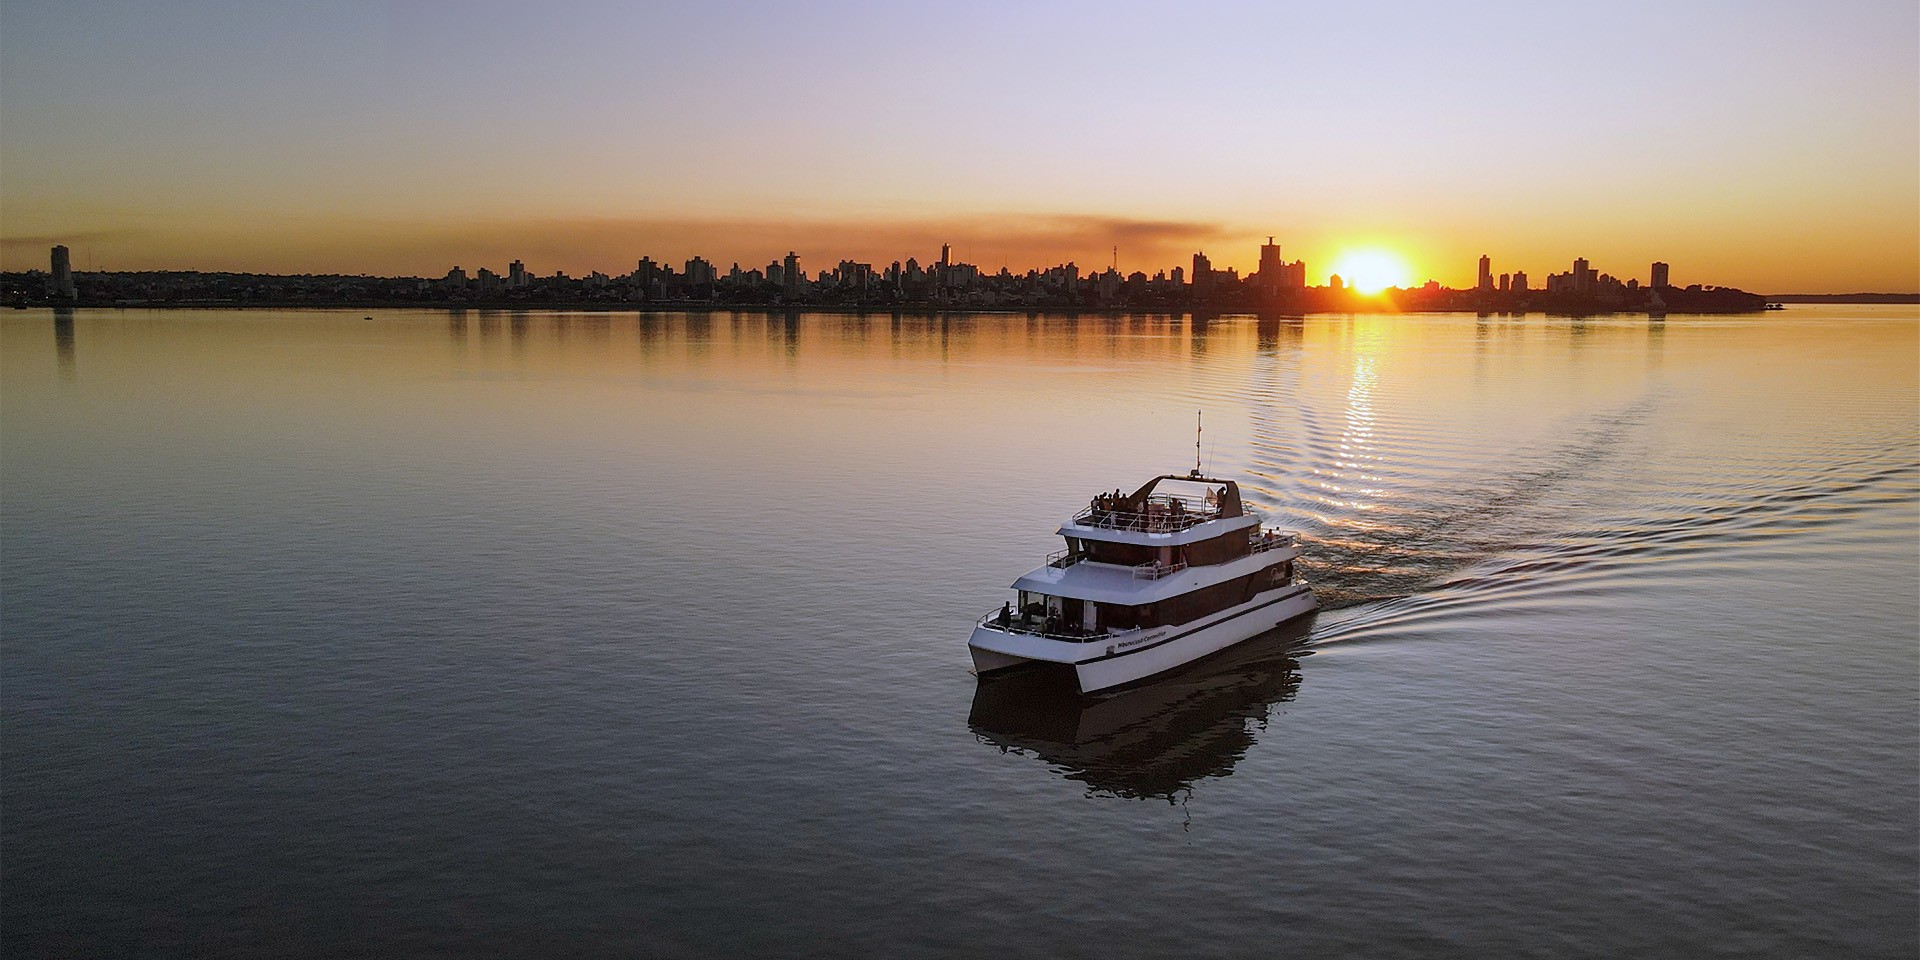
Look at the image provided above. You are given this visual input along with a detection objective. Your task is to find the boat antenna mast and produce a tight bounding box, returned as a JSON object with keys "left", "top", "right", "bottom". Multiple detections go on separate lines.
{"left": 1191, "top": 410, "right": 1203, "bottom": 478}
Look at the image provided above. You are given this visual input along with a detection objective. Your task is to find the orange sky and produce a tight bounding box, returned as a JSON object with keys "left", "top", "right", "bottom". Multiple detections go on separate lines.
{"left": 2, "top": 1, "right": 1915, "bottom": 292}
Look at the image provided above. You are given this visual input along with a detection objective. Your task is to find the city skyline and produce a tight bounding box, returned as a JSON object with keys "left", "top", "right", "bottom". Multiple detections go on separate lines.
{"left": 1, "top": 1, "right": 1916, "bottom": 292}
{"left": 12, "top": 234, "right": 1784, "bottom": 318}
{"left": 17, "top": 237, "right": 1719, "bottom": 295}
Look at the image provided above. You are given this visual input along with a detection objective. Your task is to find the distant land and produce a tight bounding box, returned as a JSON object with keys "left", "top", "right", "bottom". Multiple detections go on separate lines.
{"left": 1, "top": 268, "right": 1793, "bottom": 316}
{"left": 1761, "top": 293, "right": 1919, "bottom": 304}
{"left": 6, "top": 238, "right": 1910, "bottom": 316}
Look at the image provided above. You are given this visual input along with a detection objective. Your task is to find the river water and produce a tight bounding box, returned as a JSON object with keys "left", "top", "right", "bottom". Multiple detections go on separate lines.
{"left": 4, "top": 306, "right": 1915, "bottom": 958}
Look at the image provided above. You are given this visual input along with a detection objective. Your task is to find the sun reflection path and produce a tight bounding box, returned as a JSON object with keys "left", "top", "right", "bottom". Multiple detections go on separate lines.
{"left": 1315, "top": 349, "right": 1385, "bottom": 513}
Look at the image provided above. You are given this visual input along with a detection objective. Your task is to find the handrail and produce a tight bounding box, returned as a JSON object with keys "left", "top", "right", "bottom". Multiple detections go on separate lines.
{"left": 1251, "top": 528, "right": 1298, "bottom": 553}
{"left": 977, "top": 608, "right": 1108, "bottom": 642}
{"left": 1071, "top": 494, "right": 1229, "bottom": 534}
{"left": 1045, "top": 548, "right": 1082, "bottom": 569}
{"left": 1131, "top": 559, "right": 1187, "bottom": 580}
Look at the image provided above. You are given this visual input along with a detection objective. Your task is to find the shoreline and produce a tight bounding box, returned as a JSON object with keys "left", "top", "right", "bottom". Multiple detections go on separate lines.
{"left": 2, "top": 299, "right": 1849, "bottom": 318}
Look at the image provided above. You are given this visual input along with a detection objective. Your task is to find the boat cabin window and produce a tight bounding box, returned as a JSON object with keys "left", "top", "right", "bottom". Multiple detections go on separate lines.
{"left": 1018, "top": 590, "right": 1043, "bottom": 614}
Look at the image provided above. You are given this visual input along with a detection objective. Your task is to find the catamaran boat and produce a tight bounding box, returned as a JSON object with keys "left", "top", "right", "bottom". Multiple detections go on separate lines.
{"left": 968, "top": 471, "right": 1317, "bottom": 693}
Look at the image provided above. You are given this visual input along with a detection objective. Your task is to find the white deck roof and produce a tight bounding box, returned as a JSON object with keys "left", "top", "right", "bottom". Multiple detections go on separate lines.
{"left": 1057, "top": 512, "right": 1259, "bottom": 546}
{"left": 1009, "top": 546, "right": 1300, "bottom": 605}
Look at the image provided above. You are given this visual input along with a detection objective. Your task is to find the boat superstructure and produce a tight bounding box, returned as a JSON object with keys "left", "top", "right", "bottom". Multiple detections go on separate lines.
{"left": 968, "top": 472, "right": 1317, "bottom": 693}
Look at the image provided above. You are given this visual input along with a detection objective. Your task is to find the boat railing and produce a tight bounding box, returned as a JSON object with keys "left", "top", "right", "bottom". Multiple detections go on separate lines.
{"left": 1072, "top": 493, "right": 1226, "bottom": 534}
{"left": 1131, "top": 559, "right": 1187, "bottom": 580}
{"left": 977, "top": 608, "right": 1108, "bottom": 643}
{"left": 1045, "top": 548, "right": 1083, "bottom": 569}
{"left": 1250, "top": 528, "right": 1298, "bottom": 554}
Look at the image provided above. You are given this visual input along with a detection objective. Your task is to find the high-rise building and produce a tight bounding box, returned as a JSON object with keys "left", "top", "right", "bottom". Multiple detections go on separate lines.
{"left": 1192, "top": 251, "right": 1212, "bottom": 288}
{"left": 1258, "top": 237, "right": 1283, "bottom": 281}
{"left": 1498, "top": 273, "right": 1510, "bottom": 292}
{"left": 1650, "top": 261, "right": 1670, "bottom": 288}
{"left": 49, "top": 245, "right": 76, "bottom": 299}
{"left": 1572, "top": 257, "right": 1593, "bottom": 294}
{"left": 634, "top": 257, "right": 661, "bottom": 290}
{"left": 782, "top": 252, "right": 801, "bottom": 294}
{"left": 685, "top": 256, "right": 715, "bottom": 286}
{"left": 508, "top": 259, "right": 527, "bottom": 288}
{"left": 1477, "top": 255, "right": 1493, "bottom": 292}
{"left": 1512, "top": 270, "right": 1529, "bottom": 292}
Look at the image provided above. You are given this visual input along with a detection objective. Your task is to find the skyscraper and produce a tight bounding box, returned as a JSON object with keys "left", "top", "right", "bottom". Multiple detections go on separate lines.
{"left": 50, "top": 245, "right": 76, "bottom": 299}
{"left": 783, "top": 252, "right": 800, "bottom": 295}
{"left": 1191, "top": 251, "right": 1212, "bottom": 288}
{"left": 1477, "top": 255, "right": 1493, "bottom": 292}
{"left": 1650, "top": 261, "right": 1670, "bottom": 288}
{"left": 1573, "top": 257, "right": 1593, "bottom": 294}
{"left": 1258, "top": 237, "right": 1283, "bottom": 284}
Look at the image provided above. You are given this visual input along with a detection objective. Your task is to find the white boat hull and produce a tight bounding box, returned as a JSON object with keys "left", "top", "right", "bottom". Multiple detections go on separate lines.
{"left": 969, "top": 583, "right": 1317, "bottom": 693}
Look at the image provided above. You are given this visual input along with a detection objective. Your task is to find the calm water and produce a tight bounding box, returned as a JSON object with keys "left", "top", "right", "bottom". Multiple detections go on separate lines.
{"left": 4, "top": 306, "right": 1916, "bottom": 958}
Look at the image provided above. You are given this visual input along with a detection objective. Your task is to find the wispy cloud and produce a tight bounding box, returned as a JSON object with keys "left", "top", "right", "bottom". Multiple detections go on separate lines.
{"left": 0, "top": 215, "right": 1243, "bottom": 276}
{"left": 0, "top": 229, "right": 148, "bottom": 250}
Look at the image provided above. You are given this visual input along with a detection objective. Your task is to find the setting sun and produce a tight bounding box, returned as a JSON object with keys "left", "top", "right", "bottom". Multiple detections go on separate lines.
{"left": 1329, "top": 249, "right": 1415, "bottom": 295}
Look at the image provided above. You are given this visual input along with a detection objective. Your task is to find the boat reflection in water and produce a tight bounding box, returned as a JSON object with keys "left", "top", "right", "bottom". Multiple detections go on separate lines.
{"left": 968, "top": 618, "right": 1313, "bottom": 801}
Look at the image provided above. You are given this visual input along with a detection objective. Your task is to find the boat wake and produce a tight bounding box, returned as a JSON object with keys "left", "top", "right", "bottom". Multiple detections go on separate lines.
{"left": 1224, "top": 336, "right": 1920, "bottom": 647}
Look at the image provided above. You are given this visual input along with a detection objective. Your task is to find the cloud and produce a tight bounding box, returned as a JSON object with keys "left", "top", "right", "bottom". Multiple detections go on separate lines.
{"left": 319, "top": 213, "right": 1242, "bottom": 277}
{"left": 0, "top": 229, "right": 148, "bottom": 250}
{"left": 0, "top": 214, "right": 1244, "bottom": 276}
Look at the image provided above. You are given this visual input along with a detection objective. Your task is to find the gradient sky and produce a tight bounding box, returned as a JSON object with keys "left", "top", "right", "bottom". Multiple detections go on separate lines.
{"left": 2, "top": 0, "right": 1915, "bottom": 291}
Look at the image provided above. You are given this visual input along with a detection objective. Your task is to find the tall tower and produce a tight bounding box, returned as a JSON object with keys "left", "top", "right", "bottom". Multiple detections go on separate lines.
{"left": 783, "top": 252, "right": 801, "bottom": 295}
{"left": 1477, "top": 254, "right": 1493, "bottom": 292}
{"left": 1192, "top": 251, "right": 1212, "bottom": 289}
{"left": 50, "top": 245, "right": 76, "bottom": 299}
{"left": 1258, "top": 237, "right": 1283, "bottom": 290}
{"left": 1650, "top": 261, "right": 1670, "bottom": 288}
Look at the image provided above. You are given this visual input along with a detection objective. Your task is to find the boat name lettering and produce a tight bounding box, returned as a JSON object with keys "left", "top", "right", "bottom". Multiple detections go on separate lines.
{"left": 1116, "top": 631, "right": 1166, "bottom": 649}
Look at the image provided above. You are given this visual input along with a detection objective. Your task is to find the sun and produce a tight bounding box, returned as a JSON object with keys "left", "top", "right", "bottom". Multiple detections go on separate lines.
{"left": 1329, "top": 248, "right": 1415, "bottom": 295}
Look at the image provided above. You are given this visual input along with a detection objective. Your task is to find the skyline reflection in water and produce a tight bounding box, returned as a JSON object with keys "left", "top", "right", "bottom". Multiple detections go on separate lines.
{"left": 3, "top": 306, "right": 1915, "bottom": 959}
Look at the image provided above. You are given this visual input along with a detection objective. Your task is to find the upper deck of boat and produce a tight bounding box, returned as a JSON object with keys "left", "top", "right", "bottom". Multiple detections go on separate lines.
{"left": 1061, "top": 473, "right": 1258, "bottom": 542}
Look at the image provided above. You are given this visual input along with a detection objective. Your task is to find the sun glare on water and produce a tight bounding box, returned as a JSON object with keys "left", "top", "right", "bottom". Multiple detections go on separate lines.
{"left": 1330, "top": 249, "right": 1415, "bottom": 295}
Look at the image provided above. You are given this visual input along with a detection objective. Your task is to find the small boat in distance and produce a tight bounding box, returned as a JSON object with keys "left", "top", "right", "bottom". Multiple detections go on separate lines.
{"left": 968, "top": 470, "right": 1317, "bottom": 694}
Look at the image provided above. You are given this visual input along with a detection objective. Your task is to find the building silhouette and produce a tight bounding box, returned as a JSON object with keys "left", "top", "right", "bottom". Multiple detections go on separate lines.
{"left": 1477, "top": 255, "right": 1493, "bottom": 292}
{"left": 1191, "top": 251, "right": 1212, "bottom": 289}
{"left": 1258, "top": 239, "right": 1282, "bottom": 282}
{"left": 1651, "top": 261, "right": 1670, "bottom": 288}
{"left": 50, "top": 245, "right": 76, "bottom": 299}
{"left": 1255, "top": 237, "right": 1306, "bottom": 292}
